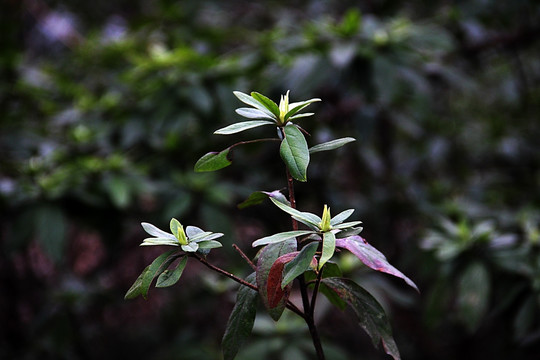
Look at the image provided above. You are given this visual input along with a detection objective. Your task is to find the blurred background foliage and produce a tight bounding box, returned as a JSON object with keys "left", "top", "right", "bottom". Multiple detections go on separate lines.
{"left": 1, "top": 0, "right": 540, "bottom": 359}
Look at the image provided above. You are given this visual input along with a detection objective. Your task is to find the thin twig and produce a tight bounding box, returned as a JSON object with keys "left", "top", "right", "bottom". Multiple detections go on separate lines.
{"left": 232, "top": 244, "right": 257, "bottom": 271}
{"left": 193, "top": 254, "right": 258, "bottom": 291}
{"left": 310, "top": 268, "right": 324, "bottom": 319}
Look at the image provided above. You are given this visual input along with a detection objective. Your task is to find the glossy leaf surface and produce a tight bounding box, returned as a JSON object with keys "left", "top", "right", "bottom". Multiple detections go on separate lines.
{"left": 280, "top": 125, "right": 310, "bottom": 182}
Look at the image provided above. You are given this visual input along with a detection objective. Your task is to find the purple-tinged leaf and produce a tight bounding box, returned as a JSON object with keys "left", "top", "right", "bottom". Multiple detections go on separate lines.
{"left": 222, "top": 273, "right": 258, "bottom": 360}
{"left": 256, "top": 239, "right": 297, "bottom": 321}
{"left": 322, "top": 277, "right": 401, "bottom": 360}
{"left": 267, "top": 253, "right": 297, "bottom": 308}
{"left": 336, "top": 236, "right": 419, "bottom": 292}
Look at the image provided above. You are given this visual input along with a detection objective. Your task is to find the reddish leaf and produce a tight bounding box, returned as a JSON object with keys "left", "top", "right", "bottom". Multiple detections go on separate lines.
{"left": 336, "top": 236, "right": 419, "bottom": 292}
{"left": 267, "top": 252, "right": 297, "bottom": 308}
{"left": 256, "top": 239, "right": 297, "bottom": 320}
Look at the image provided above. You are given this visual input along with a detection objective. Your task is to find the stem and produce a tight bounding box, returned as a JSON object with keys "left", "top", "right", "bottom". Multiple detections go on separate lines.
{"left": 194, "top": 253, "right": 304, "bottom": 318}
{"left": 232, "top": 244, "right": 257, "bottom": 271}
{"left": 229, "top": 138, "right": 280, "bottom": 151}
{"left": 285, "top": 167, "right": 326, "bottom": 360}
{"left": 310, "top": 268, "right": 324, "bottom": 318}
{"left": 194, "top": 254, "right": 258, "bottom": 291}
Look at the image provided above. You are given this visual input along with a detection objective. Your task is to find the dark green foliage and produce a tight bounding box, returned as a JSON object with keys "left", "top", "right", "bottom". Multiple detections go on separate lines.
{"left": 2, "top": 0, "right": 540, "bottom": 359}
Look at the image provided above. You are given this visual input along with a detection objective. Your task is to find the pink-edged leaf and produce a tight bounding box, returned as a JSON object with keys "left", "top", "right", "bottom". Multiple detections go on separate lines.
{"left": 266, "top": 252, "right": 297, "bottom": 308}
{"left": 256, "top": 239, "right": 297, "bottom": 321}
{"left": 322, "top": 277, "right": 401, "bottom": 360}
{"left": 336, "top": 236, "right": 419, "bottom": 292}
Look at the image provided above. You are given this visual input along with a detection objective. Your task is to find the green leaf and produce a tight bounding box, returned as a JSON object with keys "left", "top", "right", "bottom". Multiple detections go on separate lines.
{"left": 141, "top": 222, "right": 177, "bottom": 240}
{"left": 214, "top": 120, "right": 275, "bottom": 135}
{"left": 331, "top": 209, "right": 355, "bottom": 226}
{"left": 197, "top": 240, "right": 223, "bottom": 249}
{"left": 284, "top": 98, "right": 321, "bottom": 122}
{"left": 319, "top": 232, "right": 336, "bottom": 270}
{"left": 156, "top": 256, "right": 188, "bottom": 288}
{"left": 280, "top": 125, "right": 310, "bottom": 182}
{"left": 323, "top": 277, "right": 401, "bottom": 360}
{"left": 457, "top": 262, "right": 490, "bottom": 333}
{"left": 252, "top": 230, "right": 314, "bottom": 247}
{"left": 270, "top": 197, "right": 321, "bottom": 230}
{"left": 309, "top": 137, "right": 356, "bottom": 154}
{"left": 256, "top": 239, "right": 297, "bottom": 321}
{"left": 251, "top": 92, "right": 280, "bottom": 118}
{"left": 222, "top": 273, "right": 258, "bottom": 360}
{"left": 124, "top": 265, "right": 150, "bottom": 300}
{"left": 141, "top": 250, "right": 178, "bottom": 299}
{"left": 282, "top": 242, "right": 319, "bottom": 288}
{"left": 194, "top": 149, "right": 232, "bottom": 172}
{"left": 233, "top": 91, "right": 275, "bottom": 118}
{"left": 333, "top": 221, "right": 363, "bottom": 229}
{"left": 235, "top": 108, "right": 275, "bottom": 120}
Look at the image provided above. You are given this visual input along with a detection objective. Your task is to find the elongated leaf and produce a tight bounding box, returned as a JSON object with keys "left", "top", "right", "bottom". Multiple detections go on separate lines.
{"left": 323, "top": 277, "right": 401, "bottom": 360}
{"left": 252, "top": 230, "right": 314, "bottom": 247}
{"left": 280, "top": 125, "right": 310, "bottom": 182}
{"left": 331, "top": 209, "right": 355, "bottom": 226}
{"left": 156, "top": 256, "right": 188, "bottom": 288}
{"left": 141, "top": 222, "right": 177, "bottom": 240}
{"left": 233, "top": 91, "right": 275, "bottom": 118}
{"left": 222, "top": 273, "right": 258, "bottom": 360}
{"left": 124, "top": 265, "right": 150, "bottom": 300}
{"left": 256, "top": 239, "right": 297, "bottom": 320}
{"left": 309, "top": 137, "right": 356, "bottom": 154}
{"left": 214, "top": 120, "right": 275, "bottom": 135}
{"left": 251, "top": 92, "right": 280, "bottom": 118}
{"left": 336, "top": 236, "right": 419, "bottom": 292}
{"left": 333, "top": 221, "right": 363, "bottom": 229}
{"left": 267, "top": 253, "right": 297, "bottom": 308}
{"left": 284, "top": 98, "right": 321, "bottom": 121}
{"left": 289, "top": 112, "right": 314, "bottom": 120}
{"left": 235, "top": 107, "right": 275, "bottom": 120}
{"left": 197, "top": 240, "right": 223, "bottom": 249}
{"left": 282, "top": 242, "right": 319, "bottom": 288}
{"left": 320, "top": 232, "right": 336, "bottom": 270}
{"left": 194, "top": 149, "right": 232, "bottom": 172}
{"left": 141, "top": 250, "right": 177, "bottom": 299}
{"left": 140, "top": 238, "right": 179, "bottom": 246}
{"left": 237, "top": 190, "right": 289, "bottom": 209}
{"left": 270, "top": 197, "right": 321, "bottom": 229}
